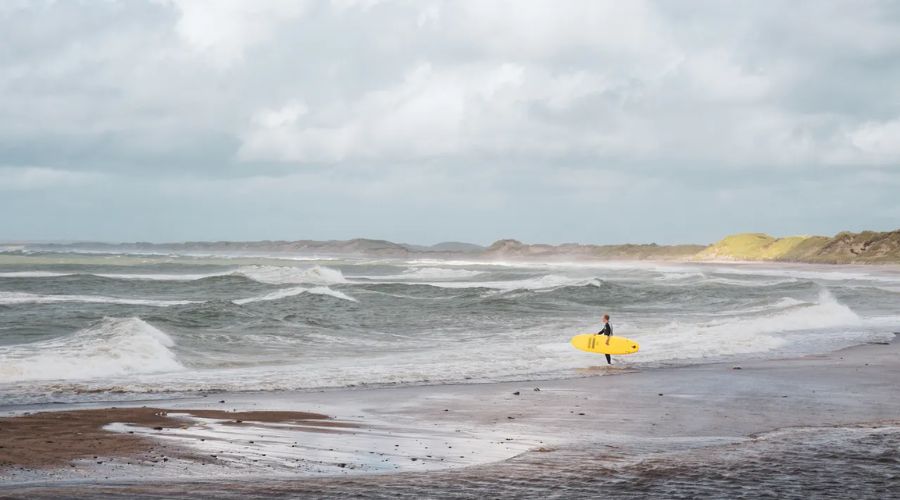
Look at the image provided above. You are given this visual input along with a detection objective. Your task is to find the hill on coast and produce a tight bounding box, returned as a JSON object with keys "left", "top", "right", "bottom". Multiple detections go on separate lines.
{"left": 5, "top": 230, "right": 899, "bottom": 265}
{"left": 696, "top": 230, "right": 900, "bottom": 264}
{"left": 481, "top": 239, "right": 705, "bottom": 261}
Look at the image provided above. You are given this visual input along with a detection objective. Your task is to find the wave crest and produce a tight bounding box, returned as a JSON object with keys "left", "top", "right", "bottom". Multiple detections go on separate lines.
{"left": 640, "top": 289, "right": 862, "bottom": 361}
{"left": 367, "top": 267, "right": 485, "bottom": 281}
{"left": 0, "top": 291, "right": 198, "bottom": 307}
{"left": 234, "top": 286, "right": 357, "bottom": 304}
{"left": 420, "top": 274, "right": 602, "bottom": 291}
{"left": 0, "top": 317, "right": 183, "bottom": 383}
{"left": 235, "top": 265, "right": 348, "bottom": 285}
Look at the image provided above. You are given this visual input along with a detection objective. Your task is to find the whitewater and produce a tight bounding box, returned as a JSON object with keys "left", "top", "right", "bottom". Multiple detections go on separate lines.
{"left": 1, "top": 251, "right": 898, "bottom": 405}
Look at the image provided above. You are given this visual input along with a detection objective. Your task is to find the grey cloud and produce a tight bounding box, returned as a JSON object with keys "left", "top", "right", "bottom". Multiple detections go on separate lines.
{"left": 0, "top": 0, "right": 898, "bottom": 243}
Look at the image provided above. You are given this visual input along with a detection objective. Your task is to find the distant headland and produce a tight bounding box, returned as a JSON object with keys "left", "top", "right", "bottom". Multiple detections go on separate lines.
{"left": 4, "top": 229, "right": 900, "bottom": 265}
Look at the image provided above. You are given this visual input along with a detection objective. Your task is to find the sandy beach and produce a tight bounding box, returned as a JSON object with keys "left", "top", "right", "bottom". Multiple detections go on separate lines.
{"left": 2, "top": 334, "right": 897, "bottom": 498}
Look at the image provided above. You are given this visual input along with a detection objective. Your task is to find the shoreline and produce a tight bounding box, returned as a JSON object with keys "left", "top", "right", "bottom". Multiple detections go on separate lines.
{"left": 0, "top": 408, "right": 332, "bottom": 469}
{"left": 2, "top": 335, "right": 898, "bottom": 496}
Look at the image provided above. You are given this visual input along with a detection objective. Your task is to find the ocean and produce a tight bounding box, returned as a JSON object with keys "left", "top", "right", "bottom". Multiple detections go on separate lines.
{"left": 1, "top": 250, "right": 898, "bottom": 407}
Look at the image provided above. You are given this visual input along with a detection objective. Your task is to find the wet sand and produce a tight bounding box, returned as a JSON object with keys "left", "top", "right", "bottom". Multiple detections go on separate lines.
{"left": 1, "top": 336, "right": 898, "bottom": 498}
{"left": 0, "top": 408, "right": 329, "bottom": 468}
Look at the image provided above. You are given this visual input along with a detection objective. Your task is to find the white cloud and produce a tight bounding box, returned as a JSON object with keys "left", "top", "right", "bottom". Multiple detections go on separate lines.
{"left": 680, "top": 48, "right": 772, "bottom": 102}
{"left": 0, "top": 167, "right": 105, "bottom": 191}
{"left": 228, "top": 1, "right": 900, "bottom": 169}
{"left": 167, "top": 0, "right": 310, "bottom": 68}
{"left": 848, "top": 119, "right": 900, "bottom": 161}
{"left": 252, "top": 100, "right": 309, "bottom": 128}
{"left": 239, "top": 62, "right": 638, "bottom": 163}
{"left": 451, "top": 0, "right": 675, "bottom": 64}
{"left": 2, "top": 0, "right": 900, "bottom": 242}
{"left": 5, "top": 0, "right": 899, "bottom": 172}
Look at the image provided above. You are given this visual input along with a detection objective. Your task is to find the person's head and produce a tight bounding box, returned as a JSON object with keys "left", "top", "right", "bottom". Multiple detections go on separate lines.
{"left": 602, "top": 314, "right": 610, "bottom": 323}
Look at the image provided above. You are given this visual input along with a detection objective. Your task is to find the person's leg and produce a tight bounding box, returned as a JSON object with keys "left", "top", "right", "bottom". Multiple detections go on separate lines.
{"left": 605, "top": 353, "right": 611, "bottom": 365}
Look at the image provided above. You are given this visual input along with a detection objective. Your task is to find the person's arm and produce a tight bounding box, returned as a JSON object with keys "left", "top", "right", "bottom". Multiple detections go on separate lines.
{"left": 605, "top": 324, "right": 612, "bottom": 344}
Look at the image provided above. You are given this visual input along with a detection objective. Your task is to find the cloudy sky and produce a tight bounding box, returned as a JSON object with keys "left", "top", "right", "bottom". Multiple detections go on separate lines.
{"left": 1, "top": 0, "right": 899, "bottom": 245}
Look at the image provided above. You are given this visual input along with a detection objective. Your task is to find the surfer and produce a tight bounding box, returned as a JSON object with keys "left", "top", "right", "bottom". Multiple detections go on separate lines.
{"left": 596, "top": 314, "right": 613, "bottom": 364}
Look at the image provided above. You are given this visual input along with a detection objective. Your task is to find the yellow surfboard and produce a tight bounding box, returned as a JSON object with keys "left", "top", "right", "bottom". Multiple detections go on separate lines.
{"left": 570, "top": 334, "right": 640, "bottom": 355}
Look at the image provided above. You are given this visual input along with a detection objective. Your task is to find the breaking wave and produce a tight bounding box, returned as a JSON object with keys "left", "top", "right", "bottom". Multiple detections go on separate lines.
{"left": 234, "top": 265, "right": 348, "bottom": 285}
{"left": 360, "top": 267, "right": 485, "bottom": 281}
{"left": 420, "top": 274, "right": 602, "bottom": 291}
{"left": 0, "top": 291, "right": 198, "bottom": 307}
{"left": 638, "top": 289, "right": 865, "bottom": 362}
{"left": 0, "top": 265, "right": 349, "bottom": 286}
{"left": 0, "top": 317, "right": 183, "bottom": 383}
{"left": 0, "top": 271, "right": 73, "bottom": 278}
{"left": 234, "top": 286, "right": 357, "bottom": 304}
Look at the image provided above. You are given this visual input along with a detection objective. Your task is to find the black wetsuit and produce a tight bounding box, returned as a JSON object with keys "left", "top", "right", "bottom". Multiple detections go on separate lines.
{"left": 597, "top": 323, "right": 613, "bottom": 364}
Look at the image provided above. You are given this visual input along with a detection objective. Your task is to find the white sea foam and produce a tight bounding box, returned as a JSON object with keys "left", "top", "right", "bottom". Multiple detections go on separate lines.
{"left": 636, "top": 289, "right": 865, "bottom": 363}
{"left": 0, "top": 317, "right": 183, "bottom": 383}
{"left": 705, "top": 276, "right": 800, "bottom": 287}
{"left": 698, "top": 289, "right": 856, "bottom": 336}
{"left": 9, "top": 309, "right": 894, "bottom": 396}
{"left": 356, "top": 267, "right": 485, "bottom": 281}
{"left": 653, "top": 272, "right": 706, "bottom": 281}
{"left": 0, "top": 291, "right": 198, "bottom": 307}
{"left": 0, "top": 270, "right": 228, "bottom": 281}
{"left": 642, "top": 270, "right": 800, "bottom": 287}
{"left": 96, "top": 272, "right": 230, "bottom": 281}
{"left": 352, "top": 271, "right": 601, "bottom": 291}
{"left": 0, "top": 266, "right": 348, "bottom": 284}
{"left": 234, "top": 285, "right": 357, "bottom": 304}
{"left": 706, "top": 265, "right": 900, "bottom": 283}
{"left": 418, "top": 274, "right": 602, "bottom": 291}
{"left": 0, "top": 271, "right": 73, "bottom": 278}
{"left": 709, "top": 297, "right": 808, "bottom": 317}
{"left": 35, "top": 304, "right": 891, "bottom": 396}
{"left": 235, "top": 265, "right": 348, "bottom": 285}
{"left": 3, "top": 260, "right": 898, "bottom": 400}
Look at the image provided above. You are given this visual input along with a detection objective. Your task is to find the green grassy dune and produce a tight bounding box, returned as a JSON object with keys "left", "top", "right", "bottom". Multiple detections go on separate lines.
{"left": 695, "top": 230, "right": 900, "bottom": 264}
